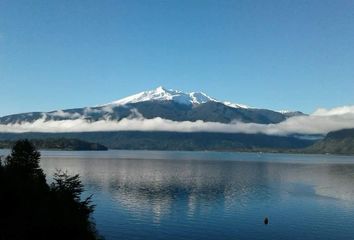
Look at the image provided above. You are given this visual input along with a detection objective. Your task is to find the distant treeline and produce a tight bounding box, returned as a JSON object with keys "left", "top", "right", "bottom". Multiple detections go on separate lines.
{"left": 0, "top": 129, "right": 353, "bottom": 154}
{"left": 0, "top": 140, "right": 102, "bottom": 240}
{"left": 0, "top": 138, "right": 108, "bottom": 151}
{"left": 0, "top": 131, "right": 315, "bottom": 151}
{"left": 304, "top": 128, "right": 354, "bottom": 155}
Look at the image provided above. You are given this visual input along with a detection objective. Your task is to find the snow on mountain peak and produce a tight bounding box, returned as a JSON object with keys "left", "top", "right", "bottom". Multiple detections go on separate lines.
{"left": 155, "top": 86, "right": 166, "bottom": 92}
{"left": 223, "top": 101, "right": 250, "bottom": 109}
{"left": 103, "top": 86, "right": 249, "bottom": 108}
{"left": 189, "top": 92, "right": 216, "bottom": 104}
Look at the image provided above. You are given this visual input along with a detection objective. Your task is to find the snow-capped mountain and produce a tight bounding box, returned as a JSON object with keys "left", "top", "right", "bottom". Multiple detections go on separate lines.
{"left": 102, "top": 86, "right": 250, "bottom": 109}
{"left": 0, "top": 86, "right": 303, "bottom": 125}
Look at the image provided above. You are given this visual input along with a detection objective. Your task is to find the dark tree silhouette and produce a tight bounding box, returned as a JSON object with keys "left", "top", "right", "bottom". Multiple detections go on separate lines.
{"left": 0, "top": 139, "right": 101, "bottom": 240}
{"left": 52, "top": 170, "right": 94, "bottom": 214}
{"left": 52, "top": 170, "right": 85, "bottom": 201}
{"left": 50, "top": 170, "right": 96, "bottom": 234}
{"left": 5, "top": 139, "right": 46, "bottom": 182}
{"left": 6, "top": 139, "right": 41, "bottom": 169}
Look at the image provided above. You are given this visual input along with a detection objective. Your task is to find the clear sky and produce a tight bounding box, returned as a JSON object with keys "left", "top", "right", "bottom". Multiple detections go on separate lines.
{"left": 0, "top": 0, "right": 353, "bottom": 116}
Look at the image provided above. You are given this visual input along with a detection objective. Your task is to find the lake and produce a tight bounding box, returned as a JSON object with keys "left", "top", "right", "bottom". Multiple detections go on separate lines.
{"left": 2, "top": 150, "right": 354, "bottom": 240}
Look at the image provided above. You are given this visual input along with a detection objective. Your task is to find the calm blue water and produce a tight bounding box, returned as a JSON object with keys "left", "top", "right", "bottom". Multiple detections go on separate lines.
{"left": 2, "top": 150, "right": 354, "bottom": 240}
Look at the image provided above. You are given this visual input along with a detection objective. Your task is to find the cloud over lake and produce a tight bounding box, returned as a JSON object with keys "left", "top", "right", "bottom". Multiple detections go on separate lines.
{"left": 1, "top": 105, "right": 354, "bottom": 136}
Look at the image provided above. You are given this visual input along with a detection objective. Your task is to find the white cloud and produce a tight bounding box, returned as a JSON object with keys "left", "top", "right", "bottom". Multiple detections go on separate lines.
{"left": 83, "top": 107, "right": 101, "bottom": 114}
{"left": 101, "top": 106, "right": 115, "bottom": 113}
{"left": 1, "top": 105, "right": 354, "bottom": 135}
{"left": 49, "top": 110, "right": 81, "bottom": 118}
{"left": 313, "top": 105, "right": 354, "bottom": 116}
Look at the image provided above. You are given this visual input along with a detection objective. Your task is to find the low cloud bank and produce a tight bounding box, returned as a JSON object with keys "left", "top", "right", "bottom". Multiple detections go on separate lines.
{"left": 1, "top": 106, "right": 354, "bottom": 136}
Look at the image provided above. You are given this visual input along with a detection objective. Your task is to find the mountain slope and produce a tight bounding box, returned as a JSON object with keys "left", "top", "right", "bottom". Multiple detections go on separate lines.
{"left": 0, "top": 87, "right": 303, "bottom": 125}
{"left": 306, "top": 128, "right": 354, "bottom": 154}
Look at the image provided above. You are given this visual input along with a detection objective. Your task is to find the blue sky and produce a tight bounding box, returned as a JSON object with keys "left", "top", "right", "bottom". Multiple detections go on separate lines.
{"left": 0, "top": 0, "right": 353, "bottom": 116}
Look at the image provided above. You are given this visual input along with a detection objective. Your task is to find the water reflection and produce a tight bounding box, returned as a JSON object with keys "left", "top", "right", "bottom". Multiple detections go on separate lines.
{"left": 39, "top": 153, "right": 354, "bottom": 217}
{"left": 32, "top": 151, "right": 354, "bottom": 239}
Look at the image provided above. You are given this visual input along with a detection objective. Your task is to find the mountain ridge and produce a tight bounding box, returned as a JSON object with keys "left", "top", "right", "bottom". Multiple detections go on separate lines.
{"left": 101, "top": 86, "right": 251, "bottom": 109}
{"left": 0, "top": 87, "right": 305, "bottom": 126}
{"left": 305, "top": 128, "right": 354, "bottom": 155}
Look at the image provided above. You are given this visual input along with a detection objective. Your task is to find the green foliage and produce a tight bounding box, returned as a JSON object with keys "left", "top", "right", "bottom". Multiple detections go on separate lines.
{"left": 306, "top": 128, "right": 354, "bottom": 155}
{"left": 51, "top": 170, "right": 95, "bottom": 217}
{"left": 0, "top": 131, "right": 315, "bottom": 151}
{"left": 52, "top": 171, "right": 84, "bottom": 201}
{"left": 6, "top": 139, "right": 41, "bottom": 170}
{"left": 5, "top": 139, "right": 45, "bottom": 182}
{"left": 0, "top": 138, "right": 108, "bottom": 151}
{"left": 0, "top": 140, "right": 101, "bottom": 240}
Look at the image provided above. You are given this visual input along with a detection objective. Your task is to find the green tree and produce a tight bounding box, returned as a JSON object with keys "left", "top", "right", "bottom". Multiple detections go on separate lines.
{"left": 51, "top": 170, "right": 95, "bottom": 217}
{"left": 0, "top": 140, "right": 101, "bottom": 240}
{"left": 5, "top": 139, "right": 45, "bottom": 181}
{"left": 50, "top": 170, "right": 99, "bottom": 239}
